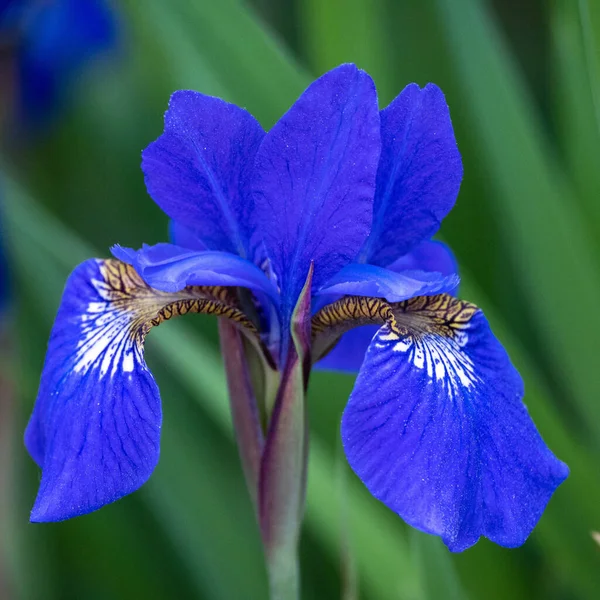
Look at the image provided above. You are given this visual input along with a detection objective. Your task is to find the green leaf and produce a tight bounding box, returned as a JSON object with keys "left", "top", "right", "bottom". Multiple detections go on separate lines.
{"left": 122, "top": 0, "right": 309, "bottom": 125}
{"left": 410, "top": 531, "right": 466, "bottom": 600}
{"left": 551, "top": 0, "right": 600, "bottom": 232}
{"left": 435, "top": 0, "right": 600, "bottom": 452}
{"left": 299, "top": 0, "right": 395, "bottom": 102}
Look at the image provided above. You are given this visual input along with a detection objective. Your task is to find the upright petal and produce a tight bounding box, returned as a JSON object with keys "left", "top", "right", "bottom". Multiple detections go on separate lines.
{"left": 342, "top": 294, "right": 568, "bottom": 551}
{"left": 26, "top": 259, "right": 256, "bottom": 521}
{"left": 387, "top": 240, "right": 458, "bottom": 295}
{"left": 360, "top": 84, "right": 463, "bottom": 266}
{"left": 169, "top": 220, "right": 208, "bottom": 252}
{"left": 317, "top": 240, "right": 459, "bottom": 373}
{"left": 251, "top": 64, "right": 380, "bottom": 323}
{"left": 142, "top": 91, "right": 264, "bottom": 256}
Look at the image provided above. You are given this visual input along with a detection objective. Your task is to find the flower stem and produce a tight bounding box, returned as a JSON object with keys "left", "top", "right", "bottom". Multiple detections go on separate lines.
{"left": 259, "top": 266, "right": 313, "bottom": 600}
{"left": 260, "top": 351, "right": 305, "bottom": 600}
{"left": 266, "top": 545, "right": 300, "bottom": 600}
{"left": 218, "top": 319, "right": 264, "bottom": 508}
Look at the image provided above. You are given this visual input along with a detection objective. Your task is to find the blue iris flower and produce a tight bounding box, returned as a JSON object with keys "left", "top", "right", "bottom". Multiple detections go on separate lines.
{"left": 25, "top": 64, "right": 568, "bottom": 552}
{"left": 0, "top": 0, "right": 116, "bottom": 128}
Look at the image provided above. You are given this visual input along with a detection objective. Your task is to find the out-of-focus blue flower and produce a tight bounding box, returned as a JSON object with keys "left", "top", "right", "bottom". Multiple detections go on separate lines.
{"left": 25, "top": 64, "right": 568, "bottom": 552}
{"left": 0, "top": 0, "right": 116, "bottom": 129}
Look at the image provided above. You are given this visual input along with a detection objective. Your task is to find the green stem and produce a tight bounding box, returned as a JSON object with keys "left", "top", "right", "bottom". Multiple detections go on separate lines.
{"left": 259, "top": 266, "right": 313, "bottom": 600}
{"left": 259, "top": 353, "right": 305, "bottom": 600}
{"left": 218, "top": 320, "right": 264, "bottom": 508}
{"left": 266, "top": 545, "right": 300, "bottom": 600}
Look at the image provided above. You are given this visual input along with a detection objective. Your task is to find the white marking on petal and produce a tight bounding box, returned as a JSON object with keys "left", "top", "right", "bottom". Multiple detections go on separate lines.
{"left": 72, "top": 271, "right": 138, "bottom": 379}
{"left": 414, "top": 346, "right": 425, "bottom": 370}
{"left": 384, "top": 325, "right": 479, "bottom": 398}
{"left": 380, "top": 332, "right": 398, "bottom": 342}
{"left": 393, "top": 339, "right": 412, "bottom": 353}
{"left": 122, "top": 352, "right": 135, "bottom": 373}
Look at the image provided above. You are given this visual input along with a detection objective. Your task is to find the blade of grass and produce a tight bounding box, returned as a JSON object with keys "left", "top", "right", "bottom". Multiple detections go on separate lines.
{"left": 299, "top": 0, "right": 395, "bottom": 102}
{"left": 551, "top": 0, "right": 600, "bottom": 231}
{"left": 411, "top": 530, "right": 466, "bottom": 600}
{"left": 124, "top": 0, "right": 309, "bottom": 127}
{"left": 578, "top": 0, "right": 600, "bottom": 136}
{"left": 435, "top": 0, "right": 600, "bottom": 448}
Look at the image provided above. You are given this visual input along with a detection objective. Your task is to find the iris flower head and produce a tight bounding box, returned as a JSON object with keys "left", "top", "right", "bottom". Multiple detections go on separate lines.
{"left": 26, "top": 64, "right": 568, "bottom": 552}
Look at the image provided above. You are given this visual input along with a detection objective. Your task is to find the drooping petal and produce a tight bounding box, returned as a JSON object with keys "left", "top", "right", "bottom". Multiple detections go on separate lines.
{"left": 26, "top": 258, "right": 256, "bottom": 521}
{"left": 316, "top": 325, "right": 377, "bottom": 373}
{"left": 112, "top": 243, "right": 279, "bottom": 303}
{"left": 317, "top": 262, "right": 459, "bottom": 303}
{"left": 317, "top": 240, "right": 459, "bottom": 373}
{"left": 142, "top": 91, "right": 264, "bottom": 256}
{"left": 251, "top": 63, "right": 380, "bottom": 324}
{"left": 360, "top": 84, "right": 463, "bottom": 266}
{"left": 342, "top": 294, "right": 568, "bottom": 551}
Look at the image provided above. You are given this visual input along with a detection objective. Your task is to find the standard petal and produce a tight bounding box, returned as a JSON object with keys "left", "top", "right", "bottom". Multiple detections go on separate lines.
{"left": 387, "top": 240, "right": 458, "bottom": 295}
{"left": 360, "top": 84, "right": 463, "bottom": 266}
{"left": 25, "top": 258, "right": 255, "bottom": 521}
{"left": 169, "top": 220, "right": 208, "bottom": 251}
{"left": 317, "top": 262, "right": 459, "bottom": 303}
{"left": 251, "top": 64, "right": 380, "bottom": 322}
{"left": 317, "top": 240, "right": 459, "bottom": 372}
{"left": 142, "top": 91, "right": 264, "bottom": 256}
{"left": 342, "top": 295, "right": 568, "bottom": 551}
{"left": 112, "top": 243, "right": 279, "bottom": 303}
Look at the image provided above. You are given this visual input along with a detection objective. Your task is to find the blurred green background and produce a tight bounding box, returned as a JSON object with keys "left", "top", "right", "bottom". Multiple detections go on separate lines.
{"left": 2, "top": 0, "right": 600, "bottom": 598}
